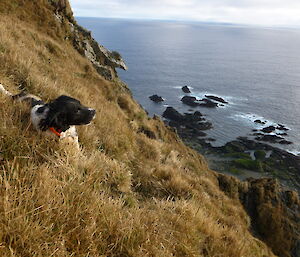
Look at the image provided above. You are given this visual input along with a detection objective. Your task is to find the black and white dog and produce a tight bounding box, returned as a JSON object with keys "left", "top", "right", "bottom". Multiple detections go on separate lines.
{"left": 0, "top": 84, "right": 96, "bottom": 147}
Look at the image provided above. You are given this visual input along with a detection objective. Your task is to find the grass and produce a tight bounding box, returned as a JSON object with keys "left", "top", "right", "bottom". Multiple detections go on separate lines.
{"left": 0, "top": 1, "right": 276, "bottom": 256}
{"left": 233, "top": 159, "right": 264, "bottom": 172}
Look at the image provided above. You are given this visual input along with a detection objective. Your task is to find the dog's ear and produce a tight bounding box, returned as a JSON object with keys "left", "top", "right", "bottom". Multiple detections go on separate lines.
{"left": 40, "top": 108, "right": 70, "bottom": 132}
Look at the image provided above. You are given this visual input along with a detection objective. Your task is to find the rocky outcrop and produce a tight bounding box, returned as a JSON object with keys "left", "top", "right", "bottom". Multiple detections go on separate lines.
{"left": 71, "top": 25, "right": 127, "bottom": 80}
{"left": 181, "top": 96, "right": 218, "bottom": 108}
{"left": 261, "top": 126, "right": 276, "bottom": 133}
{"left": 199, "top": 98, "right": 218, "bottom": 108}
{"left": 181, "top": 96, "right": 198, "bottom": 107}
{"left": 205, "top": 95, "right": 228, "bottom": 104}
{"left": 48, "top": 0, "right": 127, "bottom": 80}
{"left": 163, "top": 107, "right": 212, "bottom": 139}
{"left": 254, "top": 119, "right": 266, "bottom": 124}
{"left": 182, "top": 86, "right": 191, "bottom": 93}
{"left": 149, "top": 94, "right": 164, "bottom": 102}
{"left": 163, "top": 107, "right": 184, "bottom": 121}
{"left": 217, "top": 175, "right": 300, "bottom": 257}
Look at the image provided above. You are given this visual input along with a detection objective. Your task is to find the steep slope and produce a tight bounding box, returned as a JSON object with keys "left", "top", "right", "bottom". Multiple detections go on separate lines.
{"left": 0, "top": 1, "right": 298, "bottom": 256}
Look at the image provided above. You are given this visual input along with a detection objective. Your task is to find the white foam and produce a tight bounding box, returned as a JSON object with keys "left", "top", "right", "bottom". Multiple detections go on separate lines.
{"left": 232, "top": 113, "right": 275, "bottom": 127}
{"left": 286, "top": 150, "right": 300, "bottom": 156}
{"left": 173, "top": 86, "right": 194, "bottom": 90}
{"left": 192, "top": 91, "right": 248, "bottom": 106}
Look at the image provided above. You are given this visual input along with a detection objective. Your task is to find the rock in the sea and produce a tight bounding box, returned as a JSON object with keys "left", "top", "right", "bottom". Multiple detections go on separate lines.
{"left": 199, "top": 99, "right": 218, "bottom": 108}
{"left": 277, "top": 124, "right": 289, "bottom": 131}
{"left": 184, "top": 111, "right": 204, "bottom": 122}
{"left": 163, "top": 107, "right": 184, "bottom": 122}
{"left": 261, "top": 126, "right": 276, "bottom": 133}
{"left": 255, "top": 134, "right": 284, "bottom": 143}
{"left": 149, "top": 94, "right": 164, "bottom": 103}
{"left": 205, "top": 95, "right": 228, "bottom": 104}
{"left": 279, "top": 140, "right": 293, "bottom": 145}
{"left": 181, "top": 96, "right": 199, "bottom": 107}
{"left": 254, "top": 119, "right": 266, "bottom": 124}
{"left": 206, "top": 138, "right": 216, "bottom": 142}
{"left": 182, "top": 86, "right": 191, "bottom": 93}
{"left": 277, "top": 132, "right": 288, "bottom": 136}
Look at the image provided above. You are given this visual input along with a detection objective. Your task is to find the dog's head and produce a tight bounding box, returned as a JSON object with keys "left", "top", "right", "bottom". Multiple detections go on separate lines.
{"left": 40, "top": 95, "right": 96, "bottom": 132}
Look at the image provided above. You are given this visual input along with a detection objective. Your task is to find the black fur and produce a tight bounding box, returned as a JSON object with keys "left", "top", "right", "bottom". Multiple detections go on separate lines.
{"left": 40, "top": 95, "right": 95, "bottom": 132}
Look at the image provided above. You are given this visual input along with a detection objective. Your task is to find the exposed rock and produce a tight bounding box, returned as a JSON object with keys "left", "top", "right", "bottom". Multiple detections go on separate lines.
{"left": 206, "top": 138, "right": 216, "bottom": 142}
{"left": 199, "top": 98, "right": 218, "bottom": 108}
{"left": 182, "top": 86, "right": 191, "bottom": 93}
{"left": 277, "top": 132, "right": 288, "bottom": 136}
{"left": 163, "top": 107, "right": 184, "bottom": 122}
{"left": 149, "top": 94, "right": 164, "bottom": 103}
{"left": 163, "top": 107, "right": 213, "bottom": 140}
{"left": 223, "top": 140, "right": 247, "bottom": 153}
{"left": 255, "top": 134, "right": 284, "bottom": 143}
{"left": 279, "top": 140, "right": 293, "bottom": 145}
{"left": 205, "top": 95, "right": 228, "bottom": 104}
{"left": 69, "top": 23, "right": 127, "bottom": 80}
{"left": 217, "top": 175, "right": 300, "bottom": 257}
{"left": 277, "top": 124, "right": 289, "bottom": 131}
{"left": 48, "top": 0, "right": 127, "bottom": 80}
{"left": 254, "top": 119, "right": 266, "bottom": 124}
{"left": 49, "top": 0, "right": 74, "bottom": 21}
{"left": 261, "top": 126, "right": 276, "bottom": 133}
{"left": 183, "top": 111, "right": 204, "bottom": 122}
{"left": 181, "top": 96, "right": 198, "bottom": 107}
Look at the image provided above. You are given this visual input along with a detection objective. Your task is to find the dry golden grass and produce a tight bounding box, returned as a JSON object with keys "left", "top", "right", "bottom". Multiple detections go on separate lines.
{"left": 0, "top": 1, "right": 276, "bottom": 256}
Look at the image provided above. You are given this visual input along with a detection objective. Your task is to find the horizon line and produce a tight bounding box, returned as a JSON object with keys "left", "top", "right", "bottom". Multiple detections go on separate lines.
{"left": 75, "top": 16, "right": 300, "bottom": 30}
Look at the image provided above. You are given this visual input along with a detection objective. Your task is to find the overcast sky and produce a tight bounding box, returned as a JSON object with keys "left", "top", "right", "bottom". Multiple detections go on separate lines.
{"left": 69, "top": 0, "right": 300, "bottom": 27}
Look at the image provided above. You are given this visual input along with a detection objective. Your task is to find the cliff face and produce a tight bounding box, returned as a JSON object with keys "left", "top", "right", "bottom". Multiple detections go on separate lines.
{"left": 0, "top": 1, "right": 298, "bottom": 256}
{"left": 218, "top": 175, "right": 300, "bottom": 257}
{"left": 48, "top": 0, "right": 127, "bottom": 80}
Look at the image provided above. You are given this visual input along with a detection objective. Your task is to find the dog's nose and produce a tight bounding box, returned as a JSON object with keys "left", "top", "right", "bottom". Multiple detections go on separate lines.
{"left": 89, "top": 108, "right": 96, "bottom": 118}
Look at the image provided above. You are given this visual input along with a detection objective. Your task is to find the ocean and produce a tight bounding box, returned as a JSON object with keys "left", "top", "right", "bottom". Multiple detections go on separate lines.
{"left": 77, "top": 17, "right": 300, "bottom": 155}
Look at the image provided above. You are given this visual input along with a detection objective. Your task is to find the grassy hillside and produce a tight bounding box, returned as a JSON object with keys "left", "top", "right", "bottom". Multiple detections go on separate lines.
{"left": 0, "top": 1, "right": 277, "bottom": 256}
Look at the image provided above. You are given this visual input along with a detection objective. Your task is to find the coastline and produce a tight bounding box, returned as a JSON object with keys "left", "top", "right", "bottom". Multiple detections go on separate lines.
{"left": 154, "top": 88, "right": 300, "bottom": 193}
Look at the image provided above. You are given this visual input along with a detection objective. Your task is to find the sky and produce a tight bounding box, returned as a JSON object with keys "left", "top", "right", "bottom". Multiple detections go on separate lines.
{"left": 69, "top": 0, "right": 300, "bottom": 27}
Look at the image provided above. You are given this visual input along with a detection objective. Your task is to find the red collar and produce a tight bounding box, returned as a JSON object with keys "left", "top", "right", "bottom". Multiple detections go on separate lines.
{"left": 49, "top": 127, "right": 62, "bottom": 137}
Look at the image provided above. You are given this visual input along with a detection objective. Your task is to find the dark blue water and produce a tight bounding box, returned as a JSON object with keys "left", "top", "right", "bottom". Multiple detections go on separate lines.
{"left": 77, "top": 17, "right": 300, "bottom": 155}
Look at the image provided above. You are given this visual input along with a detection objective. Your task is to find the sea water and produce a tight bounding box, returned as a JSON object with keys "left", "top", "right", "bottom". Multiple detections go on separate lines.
{"left": 77, "top": 17, "right": 300, "bottom": 155}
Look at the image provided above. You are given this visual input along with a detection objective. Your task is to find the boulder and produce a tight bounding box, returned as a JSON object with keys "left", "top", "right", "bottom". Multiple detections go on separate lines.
{"left": 279, "top": 140, "right": 293, "bottom": 145}
{"left": 205, "top": 95, "right": 228, "bottom": 104}
{"left": 184, "top": 111, "right": 204, "bottom": 122}
{"left": 163, "top": 107, "right": 184, "bottom": 122}
{"left": 254, "top": 119, "right": 266, "bottom": 124}
{"left": 181, "top": 96, "right": 199, "bottom": 107}
{"left": 277, "top": 132, "right": 288, "bottom": 136}
{"left": 182, "top": 86, "right": 191, "bottom": 93}
{"left": 199, "top": 99, "right": 218, "bottom": 108}
{"left": 255, "top": 134, "right": 284, "bottom": 143}
{"left": 277, "top": 124, "right": 289, "bottom": 131}
{"left": 149, "top": 94, "right": 164, "bottom": 103}
{"left": 261, "top": 126, "right": 276, "bottom": 133}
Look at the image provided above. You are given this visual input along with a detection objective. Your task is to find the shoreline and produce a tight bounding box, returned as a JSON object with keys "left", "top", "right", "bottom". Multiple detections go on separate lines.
{"left": 156, "top": 92, "right": 300, "bottom": 193}
{"left": 148, "top": 88, "right": 300, "bottom": 193}
{"left": 175, "top": 124, "right": 300, "bottom": 193}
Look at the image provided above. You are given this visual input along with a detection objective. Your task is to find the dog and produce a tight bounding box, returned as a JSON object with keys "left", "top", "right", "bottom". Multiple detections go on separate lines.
{"left": 0, "top": 84, "right": 96, "bottom": 148}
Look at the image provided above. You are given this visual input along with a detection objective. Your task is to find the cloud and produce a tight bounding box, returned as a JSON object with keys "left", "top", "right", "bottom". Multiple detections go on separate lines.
{"left": 69, "top": 0, "right": 300, "bottom": 26}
